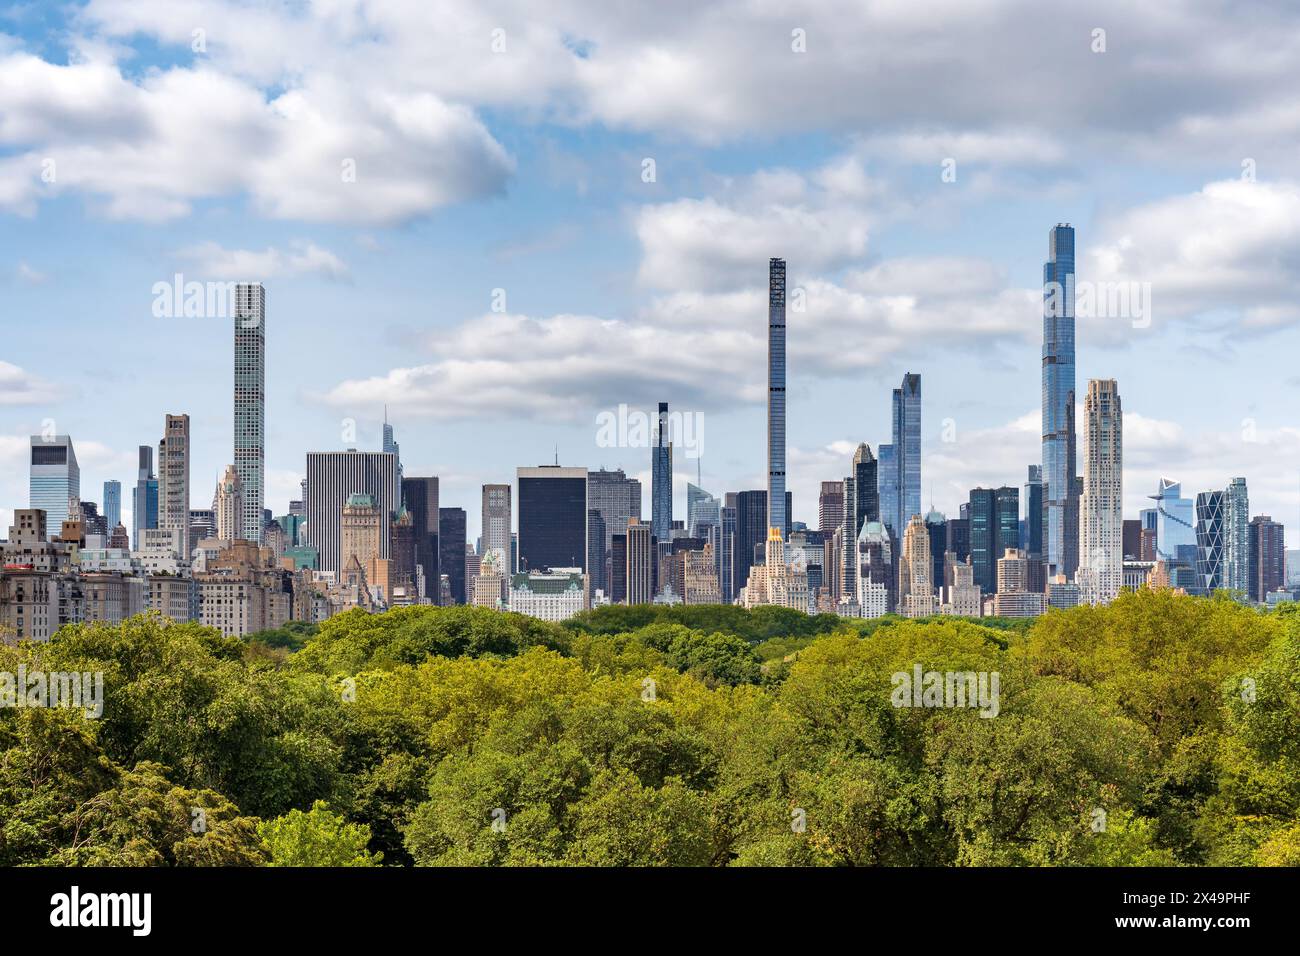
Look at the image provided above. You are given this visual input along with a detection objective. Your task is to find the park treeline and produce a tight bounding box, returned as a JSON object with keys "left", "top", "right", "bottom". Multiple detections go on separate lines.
{"left": 1, "top": 591, "right": 1297, "bottom": 866}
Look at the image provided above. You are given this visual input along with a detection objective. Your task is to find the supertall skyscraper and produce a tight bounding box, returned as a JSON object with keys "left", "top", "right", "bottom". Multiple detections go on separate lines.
{"left": 767, "top": 257, "right": 787, "bottom": 537}
{"left": 893, "top": 374, "right": 921, "bottom": 534}
{"left": 651, "top": 401, "right": 672, "bottom": 540}
{"left": 383, "top": 409, "right": 402, "bottom": 510}
{"left": 1042, "top": 224, "right": 1078, "bottom": 579}
{"left": 233, "top": 282, "right": 266, "bottom": 543}
{"left": 1078, "top": 379, "right": 1122, "bottom": 605}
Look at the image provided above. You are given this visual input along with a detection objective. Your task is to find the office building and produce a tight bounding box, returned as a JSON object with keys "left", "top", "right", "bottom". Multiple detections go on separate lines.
{"left": 518, "top": 465, "right": 587, "bottom": 572}
{"left": 686, "top": 482, "right": 720, "bottom": 538}
{"left": 878, "top": 443, "right": 898, "bottom": 538}
{"left": 402, "top": 476, "right": 440, "bottom": 603}
{"left": 1194, "top": 490, "right": 1225, "bottom": 596}
{"left": 898, "top": 514, "right": 937, "bottom": 618}
{"left": 626, "top": 519, "right": 654, "bottom": 605}
{"left": 305, "top": 450, "right": 398, "bottom": 575}
{"left": 102, "top": 480, "right": 121, "bottom": 532}
{"left": 1151, "top": 478, "right": 1197, "bottom": 564}
{"left": 1249, "top": 515, "right": 1285, "bottom": 603}
{"left": 892, "top": 375, "right": 922, "bottom": 534}
{"left": 29, "top": 435, "right": 79, "bottom": 535}
{"left": 969, "top": 486, "right": 1019, "bottom": 595}
{"left": 439, "top": 507, "right": 467, "bottom": 604}
{"left": 818, "top": 481, "right": 844, "bottom": 536}
{"left": 132, "top": 445, "right": 158, "bottom": 552}
{"left": 481, "top": 483, "right": 512, "bottom": 570}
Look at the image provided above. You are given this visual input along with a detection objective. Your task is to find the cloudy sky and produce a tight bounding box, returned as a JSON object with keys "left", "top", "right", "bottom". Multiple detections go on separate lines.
{"left": 2, "top": 0, "right": 1299, "bottom": 546}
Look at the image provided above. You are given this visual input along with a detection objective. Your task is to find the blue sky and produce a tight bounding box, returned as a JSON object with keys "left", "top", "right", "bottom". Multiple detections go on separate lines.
{"left": 3, "top": 0, "right": 1300, "bottom": 547}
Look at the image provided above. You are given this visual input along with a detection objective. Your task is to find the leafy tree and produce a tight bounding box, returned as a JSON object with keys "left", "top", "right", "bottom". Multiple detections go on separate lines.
{"left": 259, "top": 801, "right": 381, "bottom": 866}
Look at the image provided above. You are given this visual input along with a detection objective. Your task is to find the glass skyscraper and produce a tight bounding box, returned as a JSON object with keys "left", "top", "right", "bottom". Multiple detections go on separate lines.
{"left": 893, "top": 373, "right": 922, "bottom": 534}
{"left": 652, "top": 401, "right": 672, "bottom": 540}
{"left": 1151, "top": 477, "right": 1196, "bottom": 562}
{"left": 102, "top": 480, "right": 122, "bottom": 531}
{"left": 1223, "top": 477, "right": 1250, "bottom": 597}
{"left": 1195, "top": 490, "right": 1225, "bottom": 595}
{"left": 878, "top": 444, "right": 898, "bottom": 538}
{"left": 28, "top": 434, "right": 79, "bottom": 535}
{"left": 1042, "top": 224, "right": 1077, "bottom": 579}
{"left": 767, "top": 258, "right": 787, "bottom": 538}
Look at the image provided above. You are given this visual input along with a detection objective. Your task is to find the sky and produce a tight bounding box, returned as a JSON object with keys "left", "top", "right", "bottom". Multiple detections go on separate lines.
{"left": 2, "top": 0, "right": 1300, "bottom": 548}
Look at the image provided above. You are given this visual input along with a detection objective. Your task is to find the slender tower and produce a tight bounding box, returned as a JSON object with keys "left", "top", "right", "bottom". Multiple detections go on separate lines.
{"left": 1079, "top": 379, "right": 1122, "bottom": 604}
{"left": 768, "top": 258, "right": 787, "bottom": 539}
{"left": 651, "top": 401, "right": 672, "bottom": 541}
{"left": 1042, "top": 224, "right": 1077, "bottom": 578}
{"left": 234, "top": 282, "right": 266, "bottom": 543}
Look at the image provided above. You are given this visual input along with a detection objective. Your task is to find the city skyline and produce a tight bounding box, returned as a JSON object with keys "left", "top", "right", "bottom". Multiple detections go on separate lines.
{"left": 3, "top": 3, "right": 1300, "bottom": 550}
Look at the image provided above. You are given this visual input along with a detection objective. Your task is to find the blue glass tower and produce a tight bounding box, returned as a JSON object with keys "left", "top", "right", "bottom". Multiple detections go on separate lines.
{"left": 1042, "top": 224, "right": 1078, "bottom": 578}
{"left": 768, "top": 258, "right": 787, "bottom": 538}
{"left": 651, "top": 401, "right": 672, "bottom": 540}
{"left": 895, "top": 373, "right": 921, "bottom": 533}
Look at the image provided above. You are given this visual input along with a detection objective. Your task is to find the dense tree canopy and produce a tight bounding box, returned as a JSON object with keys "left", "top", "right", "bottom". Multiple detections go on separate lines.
{"left": 1, "top": 590, "right": 1295, "bottom": 866}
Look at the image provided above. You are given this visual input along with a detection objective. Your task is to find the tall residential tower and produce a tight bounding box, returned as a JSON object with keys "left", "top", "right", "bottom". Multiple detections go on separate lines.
{"left": 1042, "top": 224, "right": 1078, "bottom": 579}
{"left": 233, "top": 282, "right": 266, "bottom": 543}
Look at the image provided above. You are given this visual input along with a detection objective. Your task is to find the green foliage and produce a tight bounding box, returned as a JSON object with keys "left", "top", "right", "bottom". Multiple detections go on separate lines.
{"left": 1, "top": 588, "right": 1293, "bottom": 867}
{"left": 259, "top": 800, "right": 381, "bottom": 866}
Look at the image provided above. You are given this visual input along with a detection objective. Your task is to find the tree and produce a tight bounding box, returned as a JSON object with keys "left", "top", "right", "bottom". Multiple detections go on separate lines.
{"left": 259, "top": 801, "right": 381, "bottom": 866}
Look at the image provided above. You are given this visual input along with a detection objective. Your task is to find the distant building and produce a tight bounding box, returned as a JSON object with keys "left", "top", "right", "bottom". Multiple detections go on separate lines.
{"left": 215, "top": 464, "right": 244, "bottom": 541}
{"left": 158, "top": 414, "right": 191, "bottom": 560}
{"left": 508, "top": 568, "right": 588, "bottom": 621}
{"left": 518, "top": 465, "right": 587, "bottom": 573}
{"left": 1249, "top": 515, "right": 1286, "bottom": 603}
{"left": 1078, "top": 379, "right": 1123, "bottom": 605}
{"left": 898, "top": 514, "right": 937, "bottom": 618}
{"left": 439, "top": 507, "right": 467, "bottom": 604}
{"left": 29, "top": 435, "right": 80, "bottom": 535}
{"left": 233, "top": 282, "right": 266, "bottom": 543}
{"left": 102, "top": 480, "right": 122, "bottom": 532}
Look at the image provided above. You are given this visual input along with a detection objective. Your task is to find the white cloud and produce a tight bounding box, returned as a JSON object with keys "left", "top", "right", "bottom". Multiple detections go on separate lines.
{"left": 0, "top": 362, "right": 62, "bottom": 406}
{"left": 178, "top": 240, "right": 349, "bottom": 280}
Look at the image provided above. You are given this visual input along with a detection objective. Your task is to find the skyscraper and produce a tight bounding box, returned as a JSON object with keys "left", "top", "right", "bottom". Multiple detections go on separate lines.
{"left": 1249, "top": 515, "right": 1285, "bottom": 603}
{"left": 893, "top": 375, "right": 921, "bottom": 533}
{"left": 439, "top": 507, "right": 467, "bottom": 604}
{"left": 898, "top": 514, "right": 937, "bottom": 618}
{"left": 1042, "top": 223, "right": 1078, "bottom": 579}
{"left": 768, "top": 257, "right": 787, "bottom": 538}
{"left": 402, "top": 477, "right": 440, "bottom": 602}
{"left": 305, "top": 450, "right": 398, "bottom": 574}
{"left": 652, "top": 402, "right": 672, "bottom": 541}
{"left": 132, "top": 445, "right": 158, "bottom": 552}
{"left": 1078, "top": 379, "right": 1122, "bottom": 605}
{"left": 102, "top": 480, "right": 122, "bottom": 532}
{"left": 1151, "top": 478, "right": 1197, "bottom": 564}
{"left": 1024, "top": 465, "right": 1044, "bottom": 558}
{"left": 818, "top": 481, "right": 844, "bottom": 536}
{"left": 878, "top": 443, "right": 898, "bottom": 537}
{"left": 482, "top": 484, "right": 512, "bottom": 570}
{"left": 924, "top": 507, "right": 947, "bottom": 596}
{"left": 1223, "top": 477, "right": 1250, "bottom": 597}
{"left": 1194, "top": 490, "right": 1225, "bottom": 596}
{"left": 233, "top": 282, "right": 266, "bottom": 543}
{"left": 517, "top": 465, "right": 588, "bottom": 572}
{"left": 158, "top": 414, "right": 191, "bottom": 557}
{"left": 28, "top": 434, "right": 79, "bottom": 535}
{"left": 214, "top": 464, "right": 243, "bottom": 541}
{"left": 852, "top": 442, "right": 880, "bottom": 534}
{"left": 383, "top": 410, "right": 402, "bottom": 513}
{"left": 588, "top": 468, "right": 642, "bottom": 554}
{"left": 626, "top": 518, "right": 654, "bottom": 605}
{"left": 686, "top": 482, "right": 720, "bottom": 538}
{"left": 969, "top": 486, "right": 1020, "bottom": 595}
